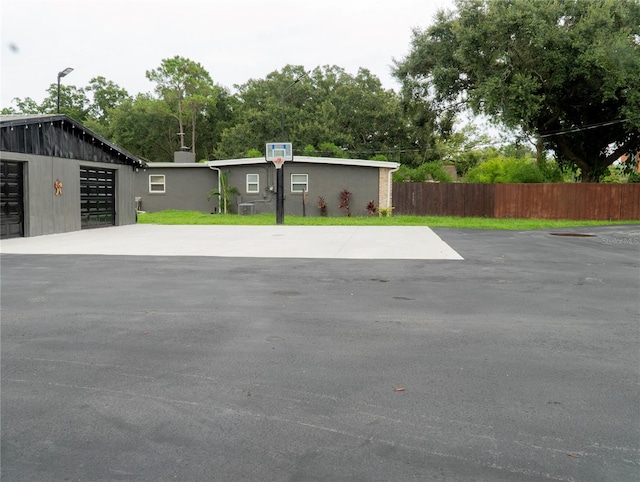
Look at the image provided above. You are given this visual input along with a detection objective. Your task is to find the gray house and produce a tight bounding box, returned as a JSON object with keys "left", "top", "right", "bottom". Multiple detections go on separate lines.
{"left": 0, "top": 114, "right": 145, "bottom": 239}
{"left": 135, "top": 155, "right": 399, "bottom": 217}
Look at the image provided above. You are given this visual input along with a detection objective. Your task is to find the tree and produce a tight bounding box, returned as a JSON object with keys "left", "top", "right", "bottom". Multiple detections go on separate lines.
{"left": 216, "top": 65, "right": 408, "bottom": 161}
{"left": 394, "top": 0, "right": 640, "bottom": 182}
{"left": 146, "top": 56, "right": 217, "bottom": 154}
{"left": 86, "top": 76, "right": 130, "bottom": 124}
{"left": 7, "top": 84, "right": 90, "bottom": 122}
{"left": 106, "top": 95, "right": 177, "bottom": 161}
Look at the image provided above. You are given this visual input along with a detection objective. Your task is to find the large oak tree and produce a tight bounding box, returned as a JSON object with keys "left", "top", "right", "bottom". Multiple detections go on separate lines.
{"left": 394, "top": 0, "right": 640, "bottom": 181}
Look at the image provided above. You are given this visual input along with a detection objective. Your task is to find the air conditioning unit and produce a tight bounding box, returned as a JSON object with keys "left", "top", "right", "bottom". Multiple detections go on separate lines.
{"left": 238, "top": 203, "right": 255, "bottom": 215}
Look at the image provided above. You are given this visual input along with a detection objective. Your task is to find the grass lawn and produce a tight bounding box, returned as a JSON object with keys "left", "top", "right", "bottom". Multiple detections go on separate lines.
{"left": 137, "top": 210, "right": 640, "bottom": 230}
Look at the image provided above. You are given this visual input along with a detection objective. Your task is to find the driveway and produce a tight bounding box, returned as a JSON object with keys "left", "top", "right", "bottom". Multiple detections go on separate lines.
{"left": 0, "top": 224, "right": 463, "bottom": 259}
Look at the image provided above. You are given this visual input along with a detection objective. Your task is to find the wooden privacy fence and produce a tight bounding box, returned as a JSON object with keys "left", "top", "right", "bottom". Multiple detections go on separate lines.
{"left": 393, "top": 183, "right": 640, "bottom": 220}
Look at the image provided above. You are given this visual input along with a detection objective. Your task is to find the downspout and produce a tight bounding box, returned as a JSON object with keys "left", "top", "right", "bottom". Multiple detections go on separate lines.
{"left": 387, "top": 164, "right": 400, "bottom": 215}
{"left": 208, "top": 165, "right": 222, "bottom": 214}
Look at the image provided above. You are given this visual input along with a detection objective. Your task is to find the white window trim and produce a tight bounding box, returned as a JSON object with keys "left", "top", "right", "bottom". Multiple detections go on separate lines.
{"left": 246, "top": 173, "right": 259, "bottom": 193}
{"left": 290, "top": 173, "right": 308, "bottom": 193}
{"left": 149, "top": 174, "right": 166, "bottom": 194}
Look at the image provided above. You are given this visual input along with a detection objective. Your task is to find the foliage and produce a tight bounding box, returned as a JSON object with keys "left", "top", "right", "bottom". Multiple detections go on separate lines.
{"left": 106, "top": 95, "right": 177, "bottom": 161}
{"left": 85, "top": 76, "right": 130, "bottom": 125}
{"left": 464, "top": 156, "right": 564, "bottom": 183}
{"left": 146, "top": 56, "right": 218, "bottom": 155}
{"left": 369, "top": 154, "right": 389, "bottom": 162}
{"left": 338, "top": 188, "right": 352, "bottom": 217}
{"left": 394, "top": 0, "right": 640, "bottom": 181}
{"left": 602, "top": 164, "right": 640, "bottom": 184}
{"left": 137, "top": 210, "right": 639, "bottom": 230}
{"left": 207, "top": 171, "right": 238, "bottom": 214}
{"left": 6, "top": 84, "right": 91, "bottom": 122}
{"left": 366, "top": 200, "right": 377, "bottom": 215}
{"left": 215, "top": 65, "right": 408, "bottom": 161}
{"left": 627, "top": 171, "right": 640, "bottom": 183}
{"left": 393, "top": 162, "right": 453, "bottom": 183}
{"left": 246, "top": 148, "right": 262, "bottom": 158}
{"left": 303, "top": 145, "right": 319, "bottom": 157}
{"left": 317, "top": 142, "right": 347, "bottom": 158}
{"left": 317, "top": 197, "right": 328, "bottom": 216}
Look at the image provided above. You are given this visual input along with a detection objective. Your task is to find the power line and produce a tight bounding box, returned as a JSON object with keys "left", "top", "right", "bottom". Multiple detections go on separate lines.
{"left": 539, "top": 118, "right": 638, "bottom": 138}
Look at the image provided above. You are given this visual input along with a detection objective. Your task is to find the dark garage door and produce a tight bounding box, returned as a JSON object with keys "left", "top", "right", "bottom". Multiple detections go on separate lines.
{"left": 1, "top": 161, "right": 24, "bottom": 239}
{"left": 80, "top": 166, "right": 115, "bottom": 229}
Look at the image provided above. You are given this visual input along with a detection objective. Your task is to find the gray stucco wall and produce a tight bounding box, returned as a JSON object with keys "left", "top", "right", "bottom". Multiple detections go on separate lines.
{"left": 130, "top": 160, "right": 385, "bottom": 217}
{"left": 225, "top": 161, "right": 381, "bottom": 217}
{"left": 1, "top": 152, "right": 137, "bottom": 236}
{"left": 134, "top": 165, "right": 219, "bottom": 213}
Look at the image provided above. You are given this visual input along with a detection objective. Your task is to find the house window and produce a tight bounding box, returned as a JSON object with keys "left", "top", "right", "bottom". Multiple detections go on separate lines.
{"left": 149, "top": 174, "right": 166, "bottom": 193}
{"left": 291, "top": 174, "right": 308, "bottom": 193}
{"left": 246, "top": 173, "right": 259, "bottom": 193}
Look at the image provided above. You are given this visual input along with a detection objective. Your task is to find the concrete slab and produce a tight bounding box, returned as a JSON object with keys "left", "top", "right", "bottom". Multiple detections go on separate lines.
{"left": 0, "top": 224, "right": 463, "bottom": 260}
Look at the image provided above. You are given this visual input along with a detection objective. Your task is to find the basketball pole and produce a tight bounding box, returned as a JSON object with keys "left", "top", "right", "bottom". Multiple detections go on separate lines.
{"left": 277, "top": 71, "right": 309, "bottom": 225}
{"left": 276, "top": 166, "right": 284, "bottom": 225}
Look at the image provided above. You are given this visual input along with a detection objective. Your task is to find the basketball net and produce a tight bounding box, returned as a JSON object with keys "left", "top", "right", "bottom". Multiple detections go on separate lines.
{"left": 273, "top": 157, "right": 285, "bottom": 169}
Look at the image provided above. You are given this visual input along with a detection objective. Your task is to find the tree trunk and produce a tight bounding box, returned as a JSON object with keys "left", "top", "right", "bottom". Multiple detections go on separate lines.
{"left": 191, "top": 109, "right": 196, "bottom": 154}
{"left": 177, "top": 100, "right": 185, "bottom": 150}
{"left": 536, "top": 134, "right": 544, "bottom": 165}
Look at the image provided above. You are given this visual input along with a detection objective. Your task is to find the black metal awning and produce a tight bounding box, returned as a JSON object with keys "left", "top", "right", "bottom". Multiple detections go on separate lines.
{"left": 0, "top": 114, "right": 146, "bottom": 170}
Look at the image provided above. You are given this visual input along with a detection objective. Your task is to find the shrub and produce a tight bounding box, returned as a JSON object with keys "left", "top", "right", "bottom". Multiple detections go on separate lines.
{"left": 464, "top": 156, "right": 560, "bottom": 183}
{"left": 627, "top": 171, "right": 640, "bottom": 183}
{"left": 317, "top": 196, "right": 328, "bottom": 216}
{"left": 369, "top": 154, "right": 389, "bottom": 162}
{"left": 366, "top": 200, "right": 376, "bottom": 215}
{"left": 338, "top": 188, "right": 352, "bottom": 217}
{"left": 393, "top": 162, "right": 453, "bottom": 183}
{"left": 303, "top": 144, "right": 319, "bottom": 157}
{"left": 246, "top": 148, "right": 262, "bottom": 158}
{"left": 319, "top": 142, "right": 348, "bottom": 159}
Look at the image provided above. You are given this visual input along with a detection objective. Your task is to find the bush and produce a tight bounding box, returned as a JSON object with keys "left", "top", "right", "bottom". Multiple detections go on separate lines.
{"left": 246, "top": 148, "right": 262, "bottom": 158}
{"left": 627, "top": 171, "right": 640, "bottom": 183}
{"left": 393, "top": 162, "right": 453, "bottom": 183}
{"left": 464, "top": 156, "right": 563, "bottom": 183}
{"left": 302, "top": 144, "right": 318, "bottom": 157}
{"left": 369, "top": 154, "right": 389, "bottom": 162}
{"left": 318, "top": 142, "right": 348, "bottom": 158}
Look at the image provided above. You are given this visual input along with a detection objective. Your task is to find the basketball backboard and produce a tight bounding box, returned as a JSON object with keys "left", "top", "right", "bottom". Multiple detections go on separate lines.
{"left": 266, "top": 143, "right": 293, "bottom": 162}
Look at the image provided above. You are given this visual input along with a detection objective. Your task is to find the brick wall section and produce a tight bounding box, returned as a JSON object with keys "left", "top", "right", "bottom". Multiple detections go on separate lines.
{"left": 379, "top": 168, "right": 391, "bottom": 212}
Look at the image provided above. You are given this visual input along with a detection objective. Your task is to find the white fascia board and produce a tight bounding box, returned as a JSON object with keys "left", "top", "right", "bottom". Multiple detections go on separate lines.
{"left": 206, "top": 156, "right": 399, "bottom": 169}
{"left": 206, "top": 158, "right": 267, "bottom": 168}
{"left": 144, "top": 162, "right": 212, "bottom": 168}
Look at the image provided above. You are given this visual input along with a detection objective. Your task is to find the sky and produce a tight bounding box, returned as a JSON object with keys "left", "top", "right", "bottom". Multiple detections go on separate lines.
{"left": 1, "top": 0, "right": 454, "bottom": 109}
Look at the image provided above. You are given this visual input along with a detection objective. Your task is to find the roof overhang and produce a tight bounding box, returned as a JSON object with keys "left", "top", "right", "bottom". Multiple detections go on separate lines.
{"left": 206, "top": 156, "right": 400, "bottom": 169}
{"left": 143, "top": 162, "right": 211, "bottom": 168}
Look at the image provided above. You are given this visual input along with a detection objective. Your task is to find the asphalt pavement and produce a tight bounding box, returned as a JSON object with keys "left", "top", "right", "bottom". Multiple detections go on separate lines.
{"left": 1, "top": 224, "right": 639, "bottom": 481}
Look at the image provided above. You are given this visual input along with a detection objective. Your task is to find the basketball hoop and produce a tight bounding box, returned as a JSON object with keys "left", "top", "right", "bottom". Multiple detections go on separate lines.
{"left": 272, "top": 157, "right": 285, "bottom": 169}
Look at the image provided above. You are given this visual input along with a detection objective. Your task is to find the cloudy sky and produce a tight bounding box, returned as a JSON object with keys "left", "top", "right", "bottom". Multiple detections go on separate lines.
{"left": 1, "top": 0, "right": 455, "bottom": 108}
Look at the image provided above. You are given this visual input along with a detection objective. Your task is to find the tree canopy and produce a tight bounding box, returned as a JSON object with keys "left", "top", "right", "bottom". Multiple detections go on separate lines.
{"left": 4, "top": 4, "right": 640, "bottom": 185}
{"left": 216, "top": 65, "right": 407, "bottom": 160}
{"left": 394, "top": 0, "right": 640, "bottom": 181}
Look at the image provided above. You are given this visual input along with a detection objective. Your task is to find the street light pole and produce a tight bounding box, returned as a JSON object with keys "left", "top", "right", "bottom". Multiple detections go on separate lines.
{"left": 56, "top": 67, "right": 74, "bottom": 114}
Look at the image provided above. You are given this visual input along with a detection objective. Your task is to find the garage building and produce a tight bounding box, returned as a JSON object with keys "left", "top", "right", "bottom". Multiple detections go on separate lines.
{"left": 0, "top": 114, "right": 145, "bottom": 239}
